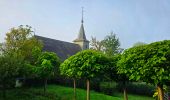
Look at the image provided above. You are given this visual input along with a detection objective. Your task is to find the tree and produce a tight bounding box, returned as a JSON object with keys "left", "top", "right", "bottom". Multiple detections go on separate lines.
{"left": 60, "top": 56, "right": 80, "bottom": 100}
{"left": 5, "top": 25, "right": 42, "bottom": 62}
{"left": 3, "top": 25, "right": 43, "bottom": 81}
{"left": 34, "top": 51, "right": 60, "bottom": 94}
{"left": 107, "top": 54, "right": 129, "bottom": 100}
{"left": 60, "top": 50, "right": 110, "bottom": 100}
{"left": 118, "top": 40, "right": 170, "bottom": 100}
{"left": 133, "top": 42, "right": 146, "bottom": 47}
{"left": 0, "top": 54, "right": 23, "bottom": 99}
{"left": 90, "top": 32, "right": 123, "bottom": 56}
{"left": 0, "top": 43, "right": 4, "bottom": 54}
{"left": 102, "top": 32, "right": 123, "bottom": 56}
{"left": 90, "top": 37, "right": 104, "bottom": 51}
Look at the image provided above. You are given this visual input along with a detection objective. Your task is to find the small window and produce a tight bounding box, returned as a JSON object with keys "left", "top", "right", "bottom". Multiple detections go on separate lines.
{"left": 86, "top": 45, "right": 88, "bottom": 48}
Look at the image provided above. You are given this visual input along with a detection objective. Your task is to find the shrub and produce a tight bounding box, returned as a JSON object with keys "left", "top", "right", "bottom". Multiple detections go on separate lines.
{"left": 117, "top": 82, "right": 155, "bottom": 96}
{"left": 100, "top": 81, "right": 155, "bottom": 96}
{"left": 100, "top": 81, "right": 118, "bottom": 95}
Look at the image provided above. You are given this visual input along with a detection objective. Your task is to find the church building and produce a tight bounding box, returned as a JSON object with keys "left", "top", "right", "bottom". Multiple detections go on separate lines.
{"left": 35, "top": 14, "right": 89, "bottom": 61}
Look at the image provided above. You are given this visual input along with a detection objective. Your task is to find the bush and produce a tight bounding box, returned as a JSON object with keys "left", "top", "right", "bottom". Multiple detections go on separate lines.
{"left": 100, "top": 81, "right": 155, "bottom": 96}
{"left": 100, "top": 81, "right": 118, "bottom": 95}
{"left": 117, "top": 82, "right": 155, "bottom": 96}
{"left": 53, "top": 77, "right": 101, "bottom": 91}
{"left": 24, "top": 77, "right": 155, "bottom": 96}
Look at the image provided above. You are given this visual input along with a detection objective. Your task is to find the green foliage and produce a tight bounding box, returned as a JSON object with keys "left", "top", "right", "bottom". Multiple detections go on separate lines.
{"left": 60, "top": 56, "right": 79, "bottom": 78}
{"left": 133, "top": 42, "right": 146, "bottom": 47}
{"left": 144, "top": 41, "right": 170, "bottom": 84}
{"left": 0, "top": 43, "right": 4, "bottom": 53}
{"left": 117, "top": 82, "right": 155, "bottom": 96}
{"left": 90, "top": 32, "right": 123, "bottom": 56}
{"left": 32, "top": 47, "right": 42, "bottom": 62}
{"left": 34, "top": 52, "right": 61, "bottom": 79}
{"left": 100, "top": 81, "right": 118, "bottom": 95}
{"left": 4, "top": 25, "right": 42, "bottom": 62}
{"left": 102, "top": 32, "right": 123, "bottom": 56}
{"left": 36, "top": 59, "right": 53, "bottom": 78}
{"left": 118, "top": 40, "right": 170, "bottom": 85}
{"left": 90, "top": 37, "right": 104, "bottom": 51}
{"left": 31, "top": 51, "right": 60, "bottom": 93}
{"left": 100, "top": 82, "right": 155, "bottom": 96}
{"left": 103, "top": 54, "right": 129, "bottom": 85}
{"left": 0, "top": 85, "right": 154, "bottom": 100}
{"left": 60, "top": 49, "right": 110, "bottom": 79}
{"left": 107, "top": 55, "right": 124, "bottom": 80}
{"left": 0, "top": 54, "right": 23, "bottom": 86}
{"left": 2, "top": 25, "right": 43, "bottom": 79}
{"left": 117, "top": 45, "right": 145, "bottom": 82}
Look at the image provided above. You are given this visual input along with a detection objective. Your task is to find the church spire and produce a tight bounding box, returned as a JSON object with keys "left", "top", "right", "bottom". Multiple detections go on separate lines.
{"left": 81, "top": 7, "right": 84, "bottom": 23}
{"left": 73, "top": 7, "right": 88, "bottom": 42}
{"left": 73, "top": 7, "right": 89, "bottom": 50}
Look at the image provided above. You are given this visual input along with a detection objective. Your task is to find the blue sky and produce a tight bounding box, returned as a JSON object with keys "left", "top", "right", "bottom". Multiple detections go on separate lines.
{"left": 0, "top": 0, "right": 170, "bottom": 48}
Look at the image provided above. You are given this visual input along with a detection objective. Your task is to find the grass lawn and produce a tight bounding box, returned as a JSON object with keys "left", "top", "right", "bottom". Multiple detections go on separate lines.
{"left": 0, "top": 85, "right": 154, "bottom": 100}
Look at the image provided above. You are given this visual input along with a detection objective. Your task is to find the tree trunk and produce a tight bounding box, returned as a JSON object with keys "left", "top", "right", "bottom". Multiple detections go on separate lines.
{"left": 2, "top": 82, "right": 6, "bottom": 100}
{"left": 44, "top": 78, "right": 47, "bottom": 95}
{"left": 123, "top": 81, "right": 128, "bottom": 100}
{"left": 73, "top": 79, "right": 76, "bottom": 100}
{"left": 87, "top": 79, "right": 90, "bottom": 100}
{"left": 123, "top": 88, "right": 128, "bottom": 100}
{"left": 157, "top": 84, "right": 164, "bottom": 100}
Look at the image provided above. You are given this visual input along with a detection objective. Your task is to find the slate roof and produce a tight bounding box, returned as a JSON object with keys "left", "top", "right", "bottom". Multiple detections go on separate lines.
{"left": 35, "top": 35, "right": 81, "bottom": 61}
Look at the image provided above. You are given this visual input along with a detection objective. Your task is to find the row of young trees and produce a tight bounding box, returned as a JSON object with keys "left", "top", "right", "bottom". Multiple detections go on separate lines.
{"left": 60, "top": 49, "right": 128, "bottom": 100}
{"left": 1, "top": 25, "right": 169, "bottom": 100}
{"left": 59, "top": 32, "right": 122, "bottom": 100}
{"left": 60, "top": 40, "right": 170, "bottom": 100}
{"left": 0, "top": 26, "right": 121, "bottom": 100}
{"left": 0, "top": 25, "right": 61, "bottom": 99}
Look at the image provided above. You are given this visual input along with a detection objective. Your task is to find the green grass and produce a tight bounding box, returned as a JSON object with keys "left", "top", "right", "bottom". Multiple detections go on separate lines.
{"left": 0, "top": 85, "right": 154, "bottom": 100}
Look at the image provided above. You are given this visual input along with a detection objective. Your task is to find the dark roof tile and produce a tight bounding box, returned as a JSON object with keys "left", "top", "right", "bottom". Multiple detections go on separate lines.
{"left": 35, "top": 35, "right": 81, "bottom": 61}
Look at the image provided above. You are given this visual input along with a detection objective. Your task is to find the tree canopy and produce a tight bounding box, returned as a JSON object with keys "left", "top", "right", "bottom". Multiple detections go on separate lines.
{"left": 60, "top": 49, "right": 110, "bottom": 79}
{"left": 0, "top": 54, "right": 24, "bottom": 99}
{"left": 34, "top": 51, "right": 61, "bottom": 79}
{"left": 102, "top": 32, "right": 122, "bottom": 56}
{"left": 133, "top": 42, "right": 146, "bottom": 47}
{"left": 4, "top": 25, "right": 42, "bottom": 61}
{"left": 90, "top": 32, "right": 123, "bottom": 56}
{"left": 33, "top": 51, "right": 61, "bottom": 93}
{"left": 118, "top": 40, "right": 170, "bottom": 100}
{"left": 107, "top": 54, "right": 128, "bottom": 82}
{"left": 2, "top": 25, "right": 43, "bottom": 78}
{"left": 0, "top": 54, "right": 23, "bottom": 84}
{"left": 118, "top": 40, "right": 170, "bottom": 85}
{"left": 90, "top": 37, "right": 104, "bottom": 51}
{"left": 60, "top": 49, "right": 110, "bottom": 100}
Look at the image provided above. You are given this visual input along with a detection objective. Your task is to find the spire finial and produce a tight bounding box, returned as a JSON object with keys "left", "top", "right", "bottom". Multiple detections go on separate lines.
{"left": 81, "top": 7, "right": 84, "bottom": 23}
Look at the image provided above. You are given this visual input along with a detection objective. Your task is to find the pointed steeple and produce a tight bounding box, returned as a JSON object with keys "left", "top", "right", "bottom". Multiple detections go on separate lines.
{"left": 73, "top": 7, "right": 88, "bottom": 42}
{"left": 76, "top": 22, "right": 87, "bottom": 41}
{"left": 73, "top": 7, "right": 89, "bottom": 50}
{"left": 81, "top": 7, "right": 84, "bottom": 23}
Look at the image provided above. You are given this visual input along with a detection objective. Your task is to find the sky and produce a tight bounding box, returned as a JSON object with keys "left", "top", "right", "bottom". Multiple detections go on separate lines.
{"left": 0, "top": 0, "right": 170, "bottom": 49}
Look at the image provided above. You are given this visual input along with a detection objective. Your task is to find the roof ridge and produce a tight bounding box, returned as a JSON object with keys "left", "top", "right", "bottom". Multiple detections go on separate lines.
{"left": 35, "top": 35, "right": 78, "bottom": 45}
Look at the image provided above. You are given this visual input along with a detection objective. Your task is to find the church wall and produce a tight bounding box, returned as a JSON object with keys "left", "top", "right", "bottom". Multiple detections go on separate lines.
{"left": 74, "top": 41, "right": 89, "bottom": 50}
